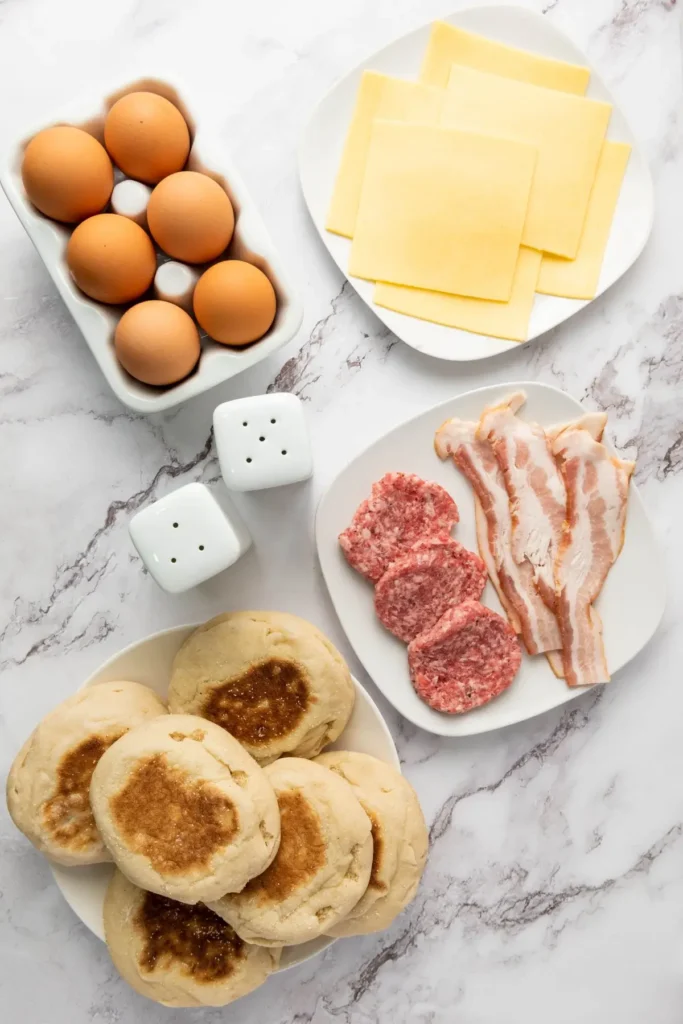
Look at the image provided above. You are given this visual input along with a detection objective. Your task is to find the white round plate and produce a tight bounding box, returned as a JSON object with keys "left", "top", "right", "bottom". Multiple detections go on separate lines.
{"left": 299, "top": 4, "right": 654, "bottom": 362}
{"left": 316, "top": 381, "right": 666, "bottom": 737}
{"left": 50, "top": 624, "right": 399, "bottom": 971}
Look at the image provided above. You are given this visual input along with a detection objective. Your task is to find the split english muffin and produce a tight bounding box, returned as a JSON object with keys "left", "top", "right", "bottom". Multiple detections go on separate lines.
{"left": 168, "top": 611, "right": 355, "bottom": 763}
{"left": 90, "top": 714, "right": 280, "bottom": 903}
{"left": 209, "top": 757, "right": 373, "bottom": 946}
{"left": 104, "top": 870, "right": 279, "bottom": 1007}
{"left": 314, "top": 751, "right": 428, "bottom": 936}
{"left": 6, "top": 681, "right": 167, "bottom": 866}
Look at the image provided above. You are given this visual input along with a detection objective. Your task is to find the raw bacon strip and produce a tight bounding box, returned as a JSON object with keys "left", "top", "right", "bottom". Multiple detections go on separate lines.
{"left": 474, "top": 498, "right": 521, "bottom": 634}
{"left": 548, "top": 414, "right": 607, "bottom": 676}
{"left": 552, "top": 425, "right": 634, "bottom": 687}
{"left": 339, "top": 472, "right": 459, "bottom": 582}
{"left": 407, "top": 599, "right": 522, "bottom": 715}
{"left": 545, "top": 649, "right": 565, "bottom": 678}
{"left": 435, "top": 418, "right": 561, "bottom": 655}
{"left": 374, "top": 538, "right": 487, "bottom": 642}
{"left": 478, "top": 392, "right": 566, "bottom": 613}
{"left": 546, "top": 412, "right": 607, "bottom": 444}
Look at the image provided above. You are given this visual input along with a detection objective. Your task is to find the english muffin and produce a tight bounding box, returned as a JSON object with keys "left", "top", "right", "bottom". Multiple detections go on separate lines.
{"left": 6, "top": 681, "right": 167, "bottom": 866}
{"left": 209, "top": 757, "right": 372, "bottom": 946}
{"left": 314, "top": 751, "right": 428, "bottom": 936}
{"left": 168, "top": 611, "right": 355, "bottom": 763}
{"left": 90, "top": 714, "right": 280, "bottom": 903}
{"left": 104, "top": 870, "right": 279, "bottom": 1007}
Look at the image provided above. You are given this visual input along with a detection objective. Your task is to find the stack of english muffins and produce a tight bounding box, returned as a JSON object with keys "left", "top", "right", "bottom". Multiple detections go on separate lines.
{"left": 6, "top": 611, "right": 428, "bottom": 1008}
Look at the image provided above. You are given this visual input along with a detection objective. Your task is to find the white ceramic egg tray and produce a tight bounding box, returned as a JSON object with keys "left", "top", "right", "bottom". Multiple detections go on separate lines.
{"left": 0, "top": 75, "right": 303, "bottom": 413}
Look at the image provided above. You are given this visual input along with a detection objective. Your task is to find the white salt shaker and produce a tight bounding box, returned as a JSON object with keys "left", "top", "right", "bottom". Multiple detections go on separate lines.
{"left": 213, "top": 393, "right": 313, "bottom": 492}
{"left": 129, "top": 482, "right": 251, "bottom": 593}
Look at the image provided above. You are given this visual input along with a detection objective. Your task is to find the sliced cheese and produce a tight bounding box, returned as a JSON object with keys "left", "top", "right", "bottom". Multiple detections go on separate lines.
{"left": 349, "top": 120, "right": 536, "bottom": 301}
{"left": 374, "top": 247, "right": 542, "bottom": 342}
{"left": 537, "top": 141, "right": 631, "bottom": 300}
{"left": 420, "top": 21, "right": 590, "bottom": 94}
{"left": 441, "top": 65, "right": 611, "bottom": 258}
{"left": 325, "top": 71, "right": 443, "bottom": 239}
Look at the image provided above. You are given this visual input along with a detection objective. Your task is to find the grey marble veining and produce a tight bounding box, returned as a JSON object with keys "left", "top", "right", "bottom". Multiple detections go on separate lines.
{"left": 1, "top": 1, "right": 683, "bottom": 1021}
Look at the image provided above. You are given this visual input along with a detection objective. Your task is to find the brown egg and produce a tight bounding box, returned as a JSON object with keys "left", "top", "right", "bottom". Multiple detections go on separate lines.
{"left": 104, "top": 92, "right": 190, "bottom": 184}
{"left": 67, "top": 214, "right": 156, "bottom": 304}
{"left": 114, "top": 300, "right": 200, "bottom": 385}
{"left": 193, "top": 261, "right": 277, "bottom": 346}
{"left": 147, "top": 171, "right": 234, "bottom": 264}
{"left": 21, "top": 125, "right": 114, "bottom": 223}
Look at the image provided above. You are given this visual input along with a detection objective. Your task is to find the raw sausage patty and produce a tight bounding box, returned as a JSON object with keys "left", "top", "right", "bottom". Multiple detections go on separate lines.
{"left": 374, "top": 539, "right": 487, "bottom": 642}
{"left": 407, "top": 600, "right": 522, "bottom": 714}
{"left": 339, "top": 472, "right": 459, "bottom": 582}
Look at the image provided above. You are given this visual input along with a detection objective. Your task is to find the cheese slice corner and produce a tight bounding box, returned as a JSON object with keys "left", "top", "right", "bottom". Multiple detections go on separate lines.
{"left": 374, "top": 246, "right": 542, "bottom": 342}
{"left": 349, "top": 120, "right": 536, "bottom": 302}
{"left": 537, "top": 141, "right": 631, "bottom": 300}
{"left": 441, "top": 65, "right": 611, "bottom": 258}
{"left": 419, "top": 21, "right": 590, "bottom": 95}
{"left": 325, "top": 71, "right": 443, "bottom": 239}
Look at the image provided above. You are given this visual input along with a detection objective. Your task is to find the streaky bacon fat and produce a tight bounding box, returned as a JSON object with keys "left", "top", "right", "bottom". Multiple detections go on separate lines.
{"left": 552, "top": 425, "right": 634, "bottom": 687}
{"left": 474, "top": 498, "right": 521, "bottom": 634}
{"left": 478, "top": 392, "right": 567, "bottom": 614}
{"left": 546, "top": 412, "right": 607, "bottom": 444}
{"left": 435, "top": 417, "right": 561, "bottom": 655}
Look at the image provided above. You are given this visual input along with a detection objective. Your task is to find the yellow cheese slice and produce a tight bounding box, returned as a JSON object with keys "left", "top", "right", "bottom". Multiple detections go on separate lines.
{"left": 349, "top": 120, "right": 536, "bottom": 301}
{"left": 325, "top": 71, "right": 443, "bottom": 239}
{"left": 441, "top": 65, "right": 611, "bottom": 258}
{"left": 374, "top": 247, "right": 542, "bottom": 342}
{"left": 420, "top": 21, "right": 590, "bottom": 94}
{"left": 537, "top": 141, "right": 631, "bottom": 300}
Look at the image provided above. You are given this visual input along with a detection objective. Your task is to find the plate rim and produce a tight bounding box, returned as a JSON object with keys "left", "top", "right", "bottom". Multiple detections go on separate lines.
{"left": 49, "top": 622, "right": 400, "bottom": 972}
{"left": 315, "top": 380, "right": 666, "bottom": 737}
{"left": 298, "top": 3, "right": 655, "bottom": 363}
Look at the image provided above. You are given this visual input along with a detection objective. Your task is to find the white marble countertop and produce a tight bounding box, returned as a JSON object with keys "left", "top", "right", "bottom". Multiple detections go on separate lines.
{"left": 1, "top": 0, "right": 682, "bottom": 1021}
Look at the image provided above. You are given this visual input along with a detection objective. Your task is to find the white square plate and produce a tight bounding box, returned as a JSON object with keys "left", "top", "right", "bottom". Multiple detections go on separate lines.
{"left": 1, "top": 73, "right": 303, "bottom": 413}
{"left": 316, "top": 382, "right": 666, "bottom": 737}
{"left": 299, "top": 5, "right": 654, "bottom": 362}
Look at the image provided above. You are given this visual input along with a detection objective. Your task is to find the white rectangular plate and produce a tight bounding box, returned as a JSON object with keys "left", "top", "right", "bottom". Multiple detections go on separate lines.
{"left": 299, "top": 5, "right": 654, "bottom": 362}
{"left": 316, "top": 382, "right": 665, "bottom": 737}
{"left": 1, "top": 73, "right": 303, "bottom": 413}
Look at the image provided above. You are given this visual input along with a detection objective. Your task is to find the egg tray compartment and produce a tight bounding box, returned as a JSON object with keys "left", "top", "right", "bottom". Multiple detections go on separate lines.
{"left": 0, "top": 75, "right": 303, "bottom": 413}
